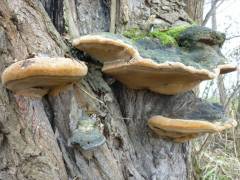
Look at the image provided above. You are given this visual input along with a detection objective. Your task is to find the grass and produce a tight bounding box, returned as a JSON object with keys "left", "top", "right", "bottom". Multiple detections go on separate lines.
{"left": 192, "top": 127, "right": 240, "bottom": 180}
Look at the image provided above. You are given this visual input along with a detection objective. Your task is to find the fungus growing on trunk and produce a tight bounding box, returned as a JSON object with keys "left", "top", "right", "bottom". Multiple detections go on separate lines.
{"left": 178, "top": 26, "right": 237, "bottom": 75}
{"left": 73, "top": 26, "right": 236, "bottom": 95}
{"left": 148, "top": 96, "right": 237, "bottom": 142}
{"left": 1, "top": 57, "right": 88, "bottom": 97}
{"left": 73, "top": 33, "right": 140, "bottom": 63}
{"left": 69, "top": 114, "right": 106, "bottom": 151}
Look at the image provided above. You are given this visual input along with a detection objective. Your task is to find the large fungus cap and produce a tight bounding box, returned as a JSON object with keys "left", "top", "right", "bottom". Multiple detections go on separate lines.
{"left": 73, "top": 29, "right": 236, "bottom": 95}
{"left": 148, "top": 96, "right": 237, "bottom": 142}
{"left": 1, "top": 57, "right": 87, "bottom": 97}
{"left": 73, "top": 33, "right": 140, "bottom": 63}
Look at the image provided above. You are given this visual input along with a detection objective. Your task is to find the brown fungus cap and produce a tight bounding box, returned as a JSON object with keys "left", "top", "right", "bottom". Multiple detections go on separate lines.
{"left": 73, "top": 34, "right": 140, "bottom": 63}
{"left": 1, "top": 57, "right": 87, "bottom": 97}
{"left": 218, "top": 64, "right": 237, "bottom": 74}
{"left": 148, "top": 115, "right": 237, "bottom": 142}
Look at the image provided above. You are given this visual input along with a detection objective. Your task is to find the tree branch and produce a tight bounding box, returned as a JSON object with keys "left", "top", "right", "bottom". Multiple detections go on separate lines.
{"left": 202, "top": 0, "right": 224, "bottom": 26}
{"left": 110, "top": 0, "right": 117, "bottom": 33}
{"left": 226, "top": 34, "right": 240, "bottom": 40}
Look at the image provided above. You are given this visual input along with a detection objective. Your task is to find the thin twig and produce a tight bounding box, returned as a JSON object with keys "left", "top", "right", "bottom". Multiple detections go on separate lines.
{"left": 202, "top": 0, "right": 223, "bottom": 26}
{"left": 76, "top": 84, "right": 132, "bottom": 121}
{"left": 196, "top": 134, "right": 212, "bottom": 154}
{"left": 224, "top": 83, "right": 240, "bottom": 111}
{"left": 232, "top": 127, "right": 238, "bottom": 157}
{"left": 226, "top": 34, "right": 240, "bottom": 40}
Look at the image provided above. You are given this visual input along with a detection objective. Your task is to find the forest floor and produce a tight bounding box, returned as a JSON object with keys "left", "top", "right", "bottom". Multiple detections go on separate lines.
{"left": 192, "top": 126, "right": 240, "bottom": 180}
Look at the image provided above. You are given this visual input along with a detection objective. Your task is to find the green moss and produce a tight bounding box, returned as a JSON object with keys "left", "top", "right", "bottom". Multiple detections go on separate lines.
{"left": 149, "top": 30, "right": 177, "bottom": 46}
{"left": 123, "top": 28, "right": 146, "bottom": 41}
{"left": 123, "top": 24, "right": 194, "bottom": 46}
{"left": 166, "top": 24, "right": 193, "bottom": 40}
{"left": 149, "top": 24, "right": 194, "bottom": 45}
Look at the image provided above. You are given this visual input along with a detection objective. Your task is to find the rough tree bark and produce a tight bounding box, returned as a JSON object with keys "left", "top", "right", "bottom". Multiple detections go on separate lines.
{"left": 0, "top": 0, "right": 202, "bottom": 179}
{"left": 184, "top": 0, "right": 204, "bottom": 24}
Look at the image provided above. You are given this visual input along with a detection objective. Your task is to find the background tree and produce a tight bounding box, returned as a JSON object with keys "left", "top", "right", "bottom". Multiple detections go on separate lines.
{"left": 184, "top": 0, "right": 204, "bottom": 24}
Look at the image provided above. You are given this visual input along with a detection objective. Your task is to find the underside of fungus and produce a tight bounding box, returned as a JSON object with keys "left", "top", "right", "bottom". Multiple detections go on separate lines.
{"left": 73, "top": 29, "right": 237, "bottom": 95}
{"left": 148, "top": 116, "right": 237, "bottom": 142}
{"left": 218, "top": 64, "right": 238, "bottom": 74}
{"left": 103, "top": 58, "right": 217, "bottom": 95}
{"left": 1, "top": 57, "right": 87, "bottom": 97}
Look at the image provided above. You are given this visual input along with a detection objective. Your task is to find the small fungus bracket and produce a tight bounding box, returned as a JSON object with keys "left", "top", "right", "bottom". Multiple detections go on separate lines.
{"left": 148, "top": 93, "right": 237, "bottom": 142}
{"left": 68, "top": 97, "right": 106, "bottom": 151}
{"left": 69, "top": 119, "right": 106, "bottom": 151}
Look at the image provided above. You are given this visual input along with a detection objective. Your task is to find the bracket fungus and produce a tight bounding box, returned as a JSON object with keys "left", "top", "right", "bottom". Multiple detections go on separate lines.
{"left": 69, "top": 118, "right": 106, "bottom": 151}
{"left": 148, "top": 95, "right": 237, "bottom": 142}
{"left": 1, "top": 57, "right": 87, "bottom": 97}
{"left": 73, "top": 26, "right": 236, "bottom": 95}
{"left": 178, "top": 26, "right": 237, "bottom": 75}
{"left": 73, "top": 33, "right": 140, "bottom": 63}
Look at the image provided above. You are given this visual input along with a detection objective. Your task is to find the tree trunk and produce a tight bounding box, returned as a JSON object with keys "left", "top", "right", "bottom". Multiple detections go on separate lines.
{"left": 210, "top": 0, "right": 228, "bottom": 109}
{"left": 184, "top": 0, "right": 204, "bottom": 24}
{"left": 0, "top": 0, "right": 202, "bottom": 179}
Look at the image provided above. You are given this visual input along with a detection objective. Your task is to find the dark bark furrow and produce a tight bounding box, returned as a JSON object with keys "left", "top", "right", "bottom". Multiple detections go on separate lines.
{"left": 40, "top": 0, "right": 64, "bottom": 34}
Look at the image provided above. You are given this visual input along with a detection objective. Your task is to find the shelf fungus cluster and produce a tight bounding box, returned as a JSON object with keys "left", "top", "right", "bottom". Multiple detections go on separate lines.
{"left": 1, "top": 57, "right": 87, "bottom": 97}
{"left": 73, "top": 26, "right": 236, "bottom": 95}
{"left": 73, "top": 25, "right": 237, "bottom": 142}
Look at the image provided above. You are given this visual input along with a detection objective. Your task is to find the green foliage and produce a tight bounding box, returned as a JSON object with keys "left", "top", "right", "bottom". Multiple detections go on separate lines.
{"left": 122, "top": 28, "right": 146, "bottom": 41}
